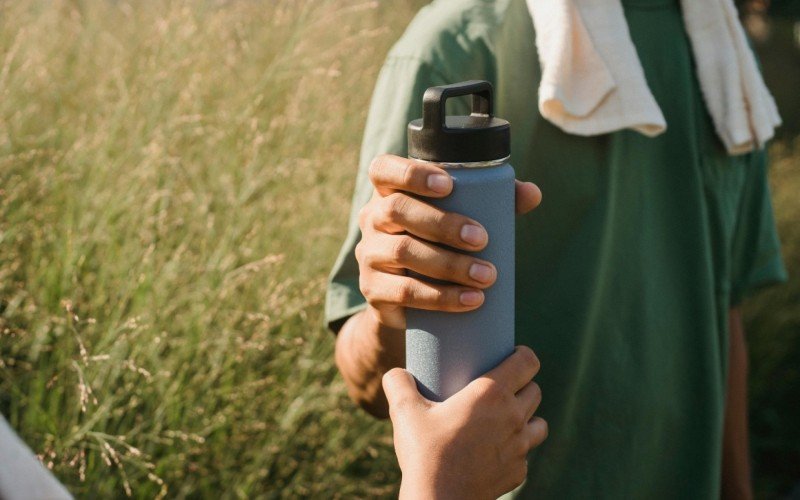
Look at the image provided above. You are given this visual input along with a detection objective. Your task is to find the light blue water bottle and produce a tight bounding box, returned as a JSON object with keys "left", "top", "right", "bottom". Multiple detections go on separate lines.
{"left": 406, "top": 80, "right": 515, "bottom": 402}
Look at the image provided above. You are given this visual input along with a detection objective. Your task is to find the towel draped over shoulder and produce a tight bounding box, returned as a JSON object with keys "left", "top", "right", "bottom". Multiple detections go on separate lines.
{"left": 526, "top": 0, "right": 781, "bottom": 154}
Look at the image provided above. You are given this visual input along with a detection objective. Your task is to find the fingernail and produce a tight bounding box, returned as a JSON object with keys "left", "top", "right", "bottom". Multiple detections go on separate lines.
{"left": 460, "top": 224, "right": 487, "bottom": 246}
{"left": 469, "top": 263, "right": 494, "bottom": 283}
{"left": 427, "top": 174, "right": 451, "bottom": 194}
{"left": 460, "top": 290, "right": 483, "bottom": 306}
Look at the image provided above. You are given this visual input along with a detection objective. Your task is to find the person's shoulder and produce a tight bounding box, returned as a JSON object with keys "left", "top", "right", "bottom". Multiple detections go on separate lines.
{"left": 387, "top": 0, "right": 511, "bottom": 68}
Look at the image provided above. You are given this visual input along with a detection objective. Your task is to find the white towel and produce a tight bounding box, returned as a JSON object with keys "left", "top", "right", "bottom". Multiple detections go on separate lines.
{"left": 526, "top": 0, "right": 781, "bottom": 155}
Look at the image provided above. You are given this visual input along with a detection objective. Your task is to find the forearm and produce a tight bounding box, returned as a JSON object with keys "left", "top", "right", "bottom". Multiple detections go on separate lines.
{"left": 721, "top": 307, "right": 753, "bottom": 500}
{"left": 335, "top": 307, "right": 405, "bottom": 418}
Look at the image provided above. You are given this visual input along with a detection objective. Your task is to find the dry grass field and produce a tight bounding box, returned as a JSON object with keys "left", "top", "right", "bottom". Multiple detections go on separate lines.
{"left": 0, "top": 1, "right": 797, "bottom": 498}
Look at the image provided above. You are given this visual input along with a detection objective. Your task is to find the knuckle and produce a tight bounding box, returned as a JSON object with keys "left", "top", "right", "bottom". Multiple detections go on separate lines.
{"left": 358, "top": 275, "right": 374, "bottom": 300}
{"left": 388, "top": 235, "right": 411, "bottom": 263}
{"left": 394, "top": 282, "right": 414, "bottom": 305}
{"left": 509, "top": 407, "right": 527, "bottom": 433}
{"left": 474, "top": 378, "right": 502, "bottom": 402}
{"left": 354, "top": 240, "right": 365, "bottom": 264}
{"left": 368, "top": 156, "right": 387, "bottom": 183}
{"left": 443, "top": 213, "right": 465, "bottom": 243}
{"left": 516, "top": 405, "right": 529, "bottom": 426}
{"left": 357, "top": 240, "right": 380, "bottom": 269}
{"left": 500, "top": 387, "right": 516, "bottom": 407}
{"left": 418, "top": 286, "right": 447, "bottom": 310}
{"left": 430, "top": 287, "right": 447, "bottom": 307}
{"left": 383, "top": 192, "right": 408, "bottom": 222}
{"left": 440, "top": 252, "right": 460, "bottom": 276}
{"left": 357, "top": 203, "right": 372, "bottom": 229}
{"left": 402, "top": 162, "right": 419, "bottom": 187}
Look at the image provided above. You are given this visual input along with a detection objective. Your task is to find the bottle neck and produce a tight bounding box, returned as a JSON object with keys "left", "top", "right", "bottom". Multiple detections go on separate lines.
{"left": 409, "top": 156, "right": 509, "bottom": 169}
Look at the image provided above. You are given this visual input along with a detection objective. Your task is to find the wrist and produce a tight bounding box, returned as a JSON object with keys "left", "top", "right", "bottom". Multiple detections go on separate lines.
{"left": 399, "top": 473, "right": 439, "bottom": 500}
{"left": 399, "top": 463, "right": 468, "bottom": 500}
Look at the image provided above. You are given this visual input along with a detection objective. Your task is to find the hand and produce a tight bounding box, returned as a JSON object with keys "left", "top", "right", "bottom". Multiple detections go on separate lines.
{"left": 383, "top": 346, "right": 548, "bottom": 500}
{"left": 356, "top": 154, "right": 542, "bottom": 329}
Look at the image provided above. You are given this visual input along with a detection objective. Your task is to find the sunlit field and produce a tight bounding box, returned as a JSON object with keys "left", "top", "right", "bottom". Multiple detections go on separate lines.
{"left": 1, "top": 1, "right": 797, "bottom": 498}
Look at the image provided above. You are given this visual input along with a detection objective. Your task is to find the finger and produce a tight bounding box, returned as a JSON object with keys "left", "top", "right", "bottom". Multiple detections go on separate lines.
{"left": 515, "top": 180, "right": 542, "bottom": 215}
{"left": 361, "top": 272, "right": 484, "bottom": 312}
{"left": 365, "top": 234, "right": 497, "bottom": 288}
{"left": 369, "top": 154, "right": 452, "bottom": 197}
{"left": 373, "top": 192, "right": 488, "bottom": 251}
{"left": 515, "top": 381, "right": 542, "bottom": 422}
{"left": 484, "top": 345, "right": 541, "bottom": 393}
{"left": 382, "top": 368, "right": 428, "bottom": 416}
{"left": 525, "top": 416, "right": 549, "bottom": 449}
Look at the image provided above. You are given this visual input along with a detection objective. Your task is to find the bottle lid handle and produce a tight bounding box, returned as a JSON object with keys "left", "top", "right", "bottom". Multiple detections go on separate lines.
{"left": 422, "top": 80, "right": 493, "bottom": 131}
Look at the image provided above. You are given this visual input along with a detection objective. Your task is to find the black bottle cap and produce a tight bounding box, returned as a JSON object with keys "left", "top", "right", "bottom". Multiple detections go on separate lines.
{"left": 408, "top": 80, "right": 510, "bottom": 163}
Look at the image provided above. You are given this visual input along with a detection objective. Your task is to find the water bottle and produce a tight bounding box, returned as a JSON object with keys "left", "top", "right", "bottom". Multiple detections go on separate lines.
{"left": 405, "top": 80, "right": 515, "bottom": 402}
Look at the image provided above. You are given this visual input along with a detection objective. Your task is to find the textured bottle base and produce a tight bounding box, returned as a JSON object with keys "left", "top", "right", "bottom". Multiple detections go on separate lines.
{"left": 406, "top": 164, "right": 515, "bottom": 402}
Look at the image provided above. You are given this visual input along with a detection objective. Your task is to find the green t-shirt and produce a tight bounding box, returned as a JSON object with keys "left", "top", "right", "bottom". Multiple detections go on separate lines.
{"left": 326, "top": 0, "right": 788, "bottom": 497}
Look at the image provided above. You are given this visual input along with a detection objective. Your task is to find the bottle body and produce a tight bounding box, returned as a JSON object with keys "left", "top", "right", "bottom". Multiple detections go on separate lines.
{"left": 406, "top": 161, "right": 515, "bottom": 401}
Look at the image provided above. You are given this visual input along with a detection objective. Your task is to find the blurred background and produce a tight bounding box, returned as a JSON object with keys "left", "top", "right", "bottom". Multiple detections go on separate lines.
{"left": 0, "top": 0, "right": 797, "bottom": 498}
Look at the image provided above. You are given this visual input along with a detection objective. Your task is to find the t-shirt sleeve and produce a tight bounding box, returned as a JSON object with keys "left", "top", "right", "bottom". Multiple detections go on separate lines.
{"left": 729, "top": 149, "right": 788, "bottom": 306}
{"left": 324, "top": 56, "right": 452, "bottom": 332}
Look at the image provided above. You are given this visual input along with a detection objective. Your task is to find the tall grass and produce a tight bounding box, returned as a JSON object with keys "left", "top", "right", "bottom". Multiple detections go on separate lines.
{"left": 0, "top": 0, "right": 797, "bottom": 498}
{"left": 0, "top": 0, "right": 423, "bottom": 497}
{"left": 745, "top": 140, "right": 800, "bottom": 498}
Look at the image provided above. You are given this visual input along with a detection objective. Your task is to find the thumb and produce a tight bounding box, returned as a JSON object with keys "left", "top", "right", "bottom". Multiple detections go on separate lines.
{"left": 515, "top": 180, "right": 542, "bottom": 215}
{"left": 382, "top": 368, "right": 425, "bottom": 415}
